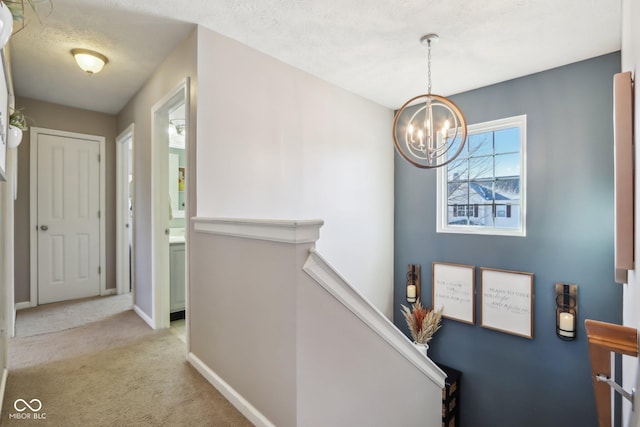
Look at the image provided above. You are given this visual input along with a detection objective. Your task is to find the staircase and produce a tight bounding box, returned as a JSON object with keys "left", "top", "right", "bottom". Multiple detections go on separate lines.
{"left": 188, "top": 218, "right": 445, "bottom": 427}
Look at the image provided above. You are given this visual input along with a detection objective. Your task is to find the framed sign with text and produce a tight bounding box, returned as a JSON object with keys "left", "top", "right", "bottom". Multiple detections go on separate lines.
{"left": 432, "top": 262, "right": 475, "bottom": 324}
{"left": 480, "top": 267, "right": 534, "bottom": 339}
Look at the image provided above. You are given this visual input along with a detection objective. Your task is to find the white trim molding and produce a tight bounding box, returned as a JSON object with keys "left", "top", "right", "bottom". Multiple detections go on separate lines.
{"left": 99, "top": 132, "right": 106, "bottom": 295}
{"left": 14, "top": 302, "right": 31, "bottom": 311}
{"left": 187, "top": 352, "right": 275, "bottom": 427}
{"left": 436, "top": 114, "right": 527, "bottom": 237}
{"left": 303, "top": 249, "right": 446, "bottom": 388}
{"left": 0, "top": 368, "right": 7, "bottom": 418}
{"left": 192, "top": 217, "right": 324, "bottom": 244}
{"left": 133, "top": 304, "right": 154, "bottom": 329}
{"left": 115, "top": 124, "right": 134, "bottom": 296}
{"left": 151, "top": 78, "right": 190, "bottom": 330}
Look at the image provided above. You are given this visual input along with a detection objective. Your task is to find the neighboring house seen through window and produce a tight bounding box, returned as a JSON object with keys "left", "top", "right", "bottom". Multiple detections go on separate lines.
{"left": 437, "top": 115, "right": 526, "bottom": 236}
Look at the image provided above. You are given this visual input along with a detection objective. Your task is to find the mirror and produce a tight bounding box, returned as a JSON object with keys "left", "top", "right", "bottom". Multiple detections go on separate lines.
{"left": 168, "top": 103, "right": 185, "bottom": 218}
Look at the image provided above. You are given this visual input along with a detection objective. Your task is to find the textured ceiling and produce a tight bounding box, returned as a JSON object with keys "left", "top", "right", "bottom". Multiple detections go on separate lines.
{"left": 9, "top": 0, "right": 194, "bottom": 114}
{"left": 8, "top": 0, "right": 621, "bottom": 114}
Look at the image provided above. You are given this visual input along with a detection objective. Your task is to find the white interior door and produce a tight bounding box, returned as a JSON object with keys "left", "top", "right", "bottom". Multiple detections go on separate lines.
{"left": 37, "top": 133, "right": 101, "bottom": 304}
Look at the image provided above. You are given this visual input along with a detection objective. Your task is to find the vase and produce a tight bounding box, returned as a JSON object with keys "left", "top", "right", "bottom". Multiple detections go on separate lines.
{"left": 413, "top": 342, "right": 429, "bottom": 356}
{"left": 7, "top": 125, "right": 22, "bottom": 149}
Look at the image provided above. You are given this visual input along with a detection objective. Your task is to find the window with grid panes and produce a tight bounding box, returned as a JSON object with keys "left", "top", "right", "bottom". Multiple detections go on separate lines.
{"left": 437, "top": 115, "right": 526, "bottom": 236}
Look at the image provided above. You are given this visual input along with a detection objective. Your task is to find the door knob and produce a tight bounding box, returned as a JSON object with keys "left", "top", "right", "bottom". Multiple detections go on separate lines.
{"left": 165, "top": 228, "right": 170, "bottom": 235}
{"left": 40, "top": 225, "right": 48, "bottom": 231}
{"left": 125, "top": 223, "right": 129, "bottom": 228}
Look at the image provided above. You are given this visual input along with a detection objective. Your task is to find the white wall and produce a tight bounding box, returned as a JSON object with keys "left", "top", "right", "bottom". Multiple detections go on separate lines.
{"left": 621, "top": 0, "right": 640, "bottom": 425}
{"left": 196, "top": 26, "right": 395, "bottom": 317}
{"left": 189, "top": 227, "right": 301, "bottom": 426}
{"left": 117, "top": 29, "right": 197, "bottom": 318}
{"left": 298, "top": 250, "right": 443, "bottom": 427}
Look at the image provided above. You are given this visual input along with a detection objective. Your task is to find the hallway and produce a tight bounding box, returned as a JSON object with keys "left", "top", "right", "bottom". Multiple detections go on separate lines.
{"left": 14, "top": 294, "right": 133, "bottom": 338}
{"left": 1, "top": 297, "right": 249, "bottom": 426}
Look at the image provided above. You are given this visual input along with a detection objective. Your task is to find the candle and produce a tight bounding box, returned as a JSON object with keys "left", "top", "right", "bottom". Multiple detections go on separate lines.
{"left": 407, "top": 284, "right": 417, "bottom": 299}
{"left": 427, "top": 104, "right": 434, "bottom": 151}
{"left": 559, "top": 312, "right": 575, "bottom": 337}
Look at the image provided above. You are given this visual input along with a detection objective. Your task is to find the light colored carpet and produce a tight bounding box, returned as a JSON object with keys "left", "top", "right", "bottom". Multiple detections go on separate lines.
{"left": 15, "top": 294, "right": 134, "bottom": 337}
{"left": 2, "top": 310, "right": 251, "bottom": 426}
{"left": 170, "top": 319, "right": 187, "bottom": 344}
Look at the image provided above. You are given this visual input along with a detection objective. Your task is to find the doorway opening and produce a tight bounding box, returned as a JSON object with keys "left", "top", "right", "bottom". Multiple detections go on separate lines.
{"left": 116, "top": 125, "right": 134, "bottom": 296}
{"left": 151, "top": 78, "right": 189, "bottom": 335}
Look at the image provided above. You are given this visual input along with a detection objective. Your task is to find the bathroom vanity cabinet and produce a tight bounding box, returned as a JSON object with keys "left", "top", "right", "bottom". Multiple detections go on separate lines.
{"left": 170, "top": 242, "right": 185, "bottom": 313}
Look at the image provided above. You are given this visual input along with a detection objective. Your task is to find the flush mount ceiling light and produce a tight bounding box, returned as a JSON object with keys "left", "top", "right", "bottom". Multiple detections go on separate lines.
{"left": 71, "top": 48, "right": 108, "bottom": 74}
{"left": 392, "top": 34, "right": 467, "bottom": 169}
{"left": 170, "top": 119, "right": 185, "bottom": 135}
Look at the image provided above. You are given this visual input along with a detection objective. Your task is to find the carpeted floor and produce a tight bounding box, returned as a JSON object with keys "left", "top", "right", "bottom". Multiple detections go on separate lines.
{"left": 15, "top": 294, "right": 134, "bottom": 337}
{"left": 2, "top": 309, "right": 251, "bottom": 426}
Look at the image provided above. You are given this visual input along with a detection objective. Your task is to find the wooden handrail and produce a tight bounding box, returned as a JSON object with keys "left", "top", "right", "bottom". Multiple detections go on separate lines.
{"left": 585, "top": 319, "right": 638, "bottom": 427}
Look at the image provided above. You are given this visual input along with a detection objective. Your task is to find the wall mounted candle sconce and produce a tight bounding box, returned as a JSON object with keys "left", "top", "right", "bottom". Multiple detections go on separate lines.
{"left": 556, "top": 283, "right": 577, "bottom": 341}
{"left": 406, "top": 264, "right": 421, "bottom": 303}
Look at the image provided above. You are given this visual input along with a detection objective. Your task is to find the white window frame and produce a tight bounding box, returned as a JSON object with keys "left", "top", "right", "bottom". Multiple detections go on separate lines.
{"left": 436, "top": 115, "right": 527, "bottom": 237}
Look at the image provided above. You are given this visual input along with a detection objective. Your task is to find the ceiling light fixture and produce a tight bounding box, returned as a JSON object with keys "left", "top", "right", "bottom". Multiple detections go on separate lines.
{"left": 392, "top": 34, "right": 467, "bottom": 169}
{"left": 71, "top": 48, "right": 108, "bottom": 75}
{"left": 170, "top": 119, "right": 185, "bottom": 135}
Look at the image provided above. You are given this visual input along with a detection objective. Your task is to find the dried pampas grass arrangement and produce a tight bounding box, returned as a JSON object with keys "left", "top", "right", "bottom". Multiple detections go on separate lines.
{"left": 401, "top": 300, "right": 443, "bottom": 344}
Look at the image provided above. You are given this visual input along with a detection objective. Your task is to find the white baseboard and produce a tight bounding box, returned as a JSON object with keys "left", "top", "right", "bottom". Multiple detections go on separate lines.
{"left": 187, "top": 352, "right": 274, "bottom": 427}
{"left": 101, "top": 288, "right": 117, "bottom": 296}
{"left": 0, "top": 368, "right": 8, "bottom": 419}
{"left": 15, "top": 302, "right": 31, "bottom": 311}
{"left": 133, "top": 304, "right": 154, "bottom": 328}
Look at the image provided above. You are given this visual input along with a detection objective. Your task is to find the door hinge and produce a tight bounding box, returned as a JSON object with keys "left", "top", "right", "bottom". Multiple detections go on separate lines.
{"left": 98, "top": 210, "right": 101, "bottom": 219}
{"left": 98, "top": 266, "right": 101, "bottom": 275}
{"left": 98, "top": 154, "right": 101, "bottom": 162}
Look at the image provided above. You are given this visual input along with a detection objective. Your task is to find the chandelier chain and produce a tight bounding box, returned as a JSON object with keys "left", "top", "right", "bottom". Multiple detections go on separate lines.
{"left": 427, "top": 39, "right": 432, "bottom": 95}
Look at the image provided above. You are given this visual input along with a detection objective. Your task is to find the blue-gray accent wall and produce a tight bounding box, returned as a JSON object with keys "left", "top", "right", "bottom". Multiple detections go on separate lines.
{"left": 394, "top": 52, "right": 622, "bottom": 427}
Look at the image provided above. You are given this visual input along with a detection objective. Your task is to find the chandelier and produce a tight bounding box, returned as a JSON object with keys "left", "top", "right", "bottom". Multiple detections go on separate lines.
{"left": 393, "top": 34, "right": 467, "bottom": 169}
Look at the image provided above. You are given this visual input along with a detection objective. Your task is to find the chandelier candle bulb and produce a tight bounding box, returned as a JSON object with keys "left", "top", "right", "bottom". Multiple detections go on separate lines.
{"left": 427, "top": 102, "right": 434, "bottom": 151}
{"left": 442, "top": 120, "right": 450, "bottom": 137}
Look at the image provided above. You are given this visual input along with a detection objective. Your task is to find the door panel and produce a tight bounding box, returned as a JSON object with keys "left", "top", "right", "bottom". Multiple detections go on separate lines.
{"left": 37, "top": 133, "right": 100, "bottom": 304}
